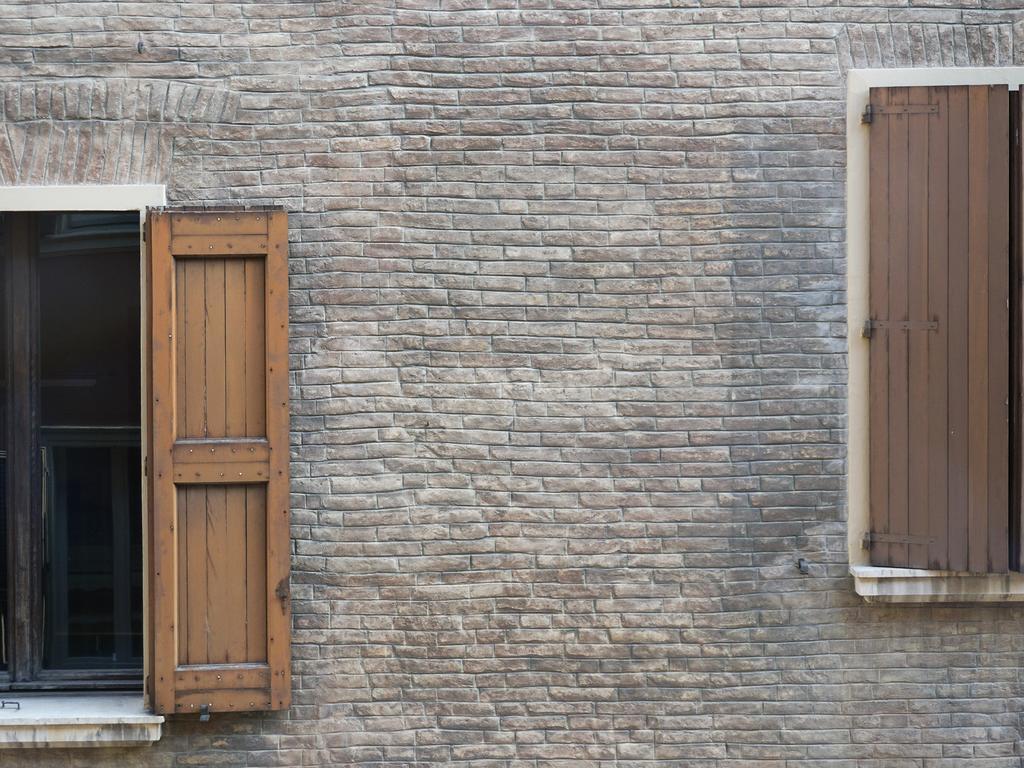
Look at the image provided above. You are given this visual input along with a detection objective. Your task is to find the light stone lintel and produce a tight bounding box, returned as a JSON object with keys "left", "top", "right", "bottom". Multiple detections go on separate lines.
{"left": 0, "top": 184, "right": 165, "bottom": 211}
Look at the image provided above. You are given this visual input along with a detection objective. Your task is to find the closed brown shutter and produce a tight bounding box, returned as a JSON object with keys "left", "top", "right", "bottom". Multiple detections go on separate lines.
{"left": 867, "top": 85, "right": 1010, "bottom": 572}
{"left": 147, "top": 209, "right": 290, "bottom": 714}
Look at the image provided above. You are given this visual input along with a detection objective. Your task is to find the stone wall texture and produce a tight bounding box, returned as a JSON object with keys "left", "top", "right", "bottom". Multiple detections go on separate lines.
{"left": 2, "top": 1, "right": 1024, "bottom": 766}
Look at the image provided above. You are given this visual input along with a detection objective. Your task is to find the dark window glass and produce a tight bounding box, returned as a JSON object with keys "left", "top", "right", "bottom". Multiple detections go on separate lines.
{"left": 0, "top": 239, "right": 5, "bottom": 672}
{"left": 35, "top": 212, "right": 142, "bottom": 675}
{"left": 37, "top": 213, "right": 140, "bottom": 428}
{"left": 43, "top": 442, "right": 141, "bottom": 669}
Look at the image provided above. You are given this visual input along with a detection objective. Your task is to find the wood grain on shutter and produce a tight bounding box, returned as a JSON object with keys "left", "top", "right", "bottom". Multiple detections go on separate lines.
{"left": 148, "top": 209, "right": 290, "bottom": 715}
{"left": 868, "top": 85, "right": 1010, "bottom": 573}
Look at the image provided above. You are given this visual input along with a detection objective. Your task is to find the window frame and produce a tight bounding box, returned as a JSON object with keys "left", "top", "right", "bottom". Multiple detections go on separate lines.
{"left": 0, "top": 186, "right": 165, "bottom": 688}
{"left": 847, "top": 69, "right": 1024, "bottom": 601}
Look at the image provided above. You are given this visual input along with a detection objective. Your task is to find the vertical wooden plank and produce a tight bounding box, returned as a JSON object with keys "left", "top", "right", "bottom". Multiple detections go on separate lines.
{"left": 245, "top": 259, "right": 267, "bottom": 438}
{"left": 225, "top": 259, "right": 249, "bottom": 661}
{"left": 947, "top": 86, "right": 971, "bottom": 572}
{"left": 246, "top": 485, "right": 267, "bottom": 662}
{"left": 205, "top": 259, "right": 227, "bottom": 439}
{"left": 175, "top": 260, "right": 187, "bottom": 441}
{"left": 887, "top": 87, "right": 911, "bottom": 568}
{"left": 148, "top": 211, "right": 178, "bottom": 713}
{"left": 185, "top": 486, "right": 208, "bottom": 665}
{"left": 264, "top": 210, "right": 291, "bottom": 709}
{"left": 176, "top": 487, "right": 188, "bottom": 665}
{"left": 205, "top": 485, "right": 228, "bottom": 663}
{"left": 907, "top": 86, "right": 930, "bottom": 569}
{"left": 968, "top": 85, "right": 991, "bottom": 574}
{"left": 987, "top": 85, "right": 1010, "bottom": 573}
{"left": 927, "top": 86, "right": 951, "bottom": 570}
{"left": 868, "top": 87, "right": 891, "bottom": 567}
{"left": 183, "top": 260, "right": 207, "bottom": 439}
{"left": 225, "top": 260, "right": 247, "bottom": 438}
{"left": 224, "top": 486, "right": 247, "bottom": 662}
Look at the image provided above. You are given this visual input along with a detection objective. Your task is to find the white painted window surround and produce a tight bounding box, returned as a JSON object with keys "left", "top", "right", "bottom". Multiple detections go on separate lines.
{"left": 0, "top": 184, "right": 165, "bottom": 747}
{"left": 847, "top": 68, "right": 1024, "bottom": 603}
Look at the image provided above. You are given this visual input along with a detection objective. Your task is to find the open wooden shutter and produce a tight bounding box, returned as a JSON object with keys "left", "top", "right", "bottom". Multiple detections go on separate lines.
{"left": 867, "top": 85, "right": 1010, "bottom": 572}
{"left": 147, "top": 209, "right": 290, "bottom": 715}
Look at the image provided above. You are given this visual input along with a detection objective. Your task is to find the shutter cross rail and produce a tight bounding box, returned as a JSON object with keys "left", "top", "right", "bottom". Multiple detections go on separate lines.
{"left": 862, "top": 318, "right": 939, "bottom": 339}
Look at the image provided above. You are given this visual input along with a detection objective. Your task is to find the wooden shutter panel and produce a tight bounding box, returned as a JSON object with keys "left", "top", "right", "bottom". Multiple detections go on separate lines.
{"left": 867, "top": 85, "right": 1010, "bottom": 572}
{"left": 147, "top": 209, "right": 290, "bottom": 714}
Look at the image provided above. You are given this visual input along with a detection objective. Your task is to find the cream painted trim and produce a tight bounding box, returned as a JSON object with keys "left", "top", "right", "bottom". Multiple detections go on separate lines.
{"left": 0, "top": 185, "right": 165, "bottom": 211}
{"left": 846, "top": 68, "right": 1024, "bottom": 596}
{"left": 851, "top": 565, "right": 1024, "bottom": 603}
{"left": 0, "top": 693, "right": 162, "bottom": 748}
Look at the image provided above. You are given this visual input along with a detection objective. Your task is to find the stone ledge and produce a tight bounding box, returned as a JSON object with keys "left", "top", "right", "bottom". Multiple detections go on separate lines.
{"left": 851, "top": 565, "right": 1024, "bottom": 603}
{"left": 0, "top": 694, "right": 162, "bottom": 748}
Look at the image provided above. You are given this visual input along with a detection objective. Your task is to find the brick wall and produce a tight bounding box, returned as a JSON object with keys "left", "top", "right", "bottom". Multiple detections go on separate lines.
{"left": 3, "top": 2, "right": 1024, "bottom": 765}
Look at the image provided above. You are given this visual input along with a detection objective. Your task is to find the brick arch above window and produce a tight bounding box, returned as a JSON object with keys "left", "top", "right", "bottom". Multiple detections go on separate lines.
{"left": 0, "top": 79, "right": 238, "bottom": 187}
{"left": 0, "top": 80, "right": 238, "bottom": 125}
{"left": 837, "top": 23, "right": 1017, "bottom": 71}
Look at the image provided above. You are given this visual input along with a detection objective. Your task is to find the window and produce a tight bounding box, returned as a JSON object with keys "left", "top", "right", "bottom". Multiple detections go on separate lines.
{"left": 863, "top": 84, "right": 1014, "bottom": 573}
{"left": 846, "top": 73, "right": 1024, "bottom": 604}
{"left": 0, "top": 204, "right": 291, "bottom": 717}
{"left": 0, "top": 211, "right": 142, "bottom": 687}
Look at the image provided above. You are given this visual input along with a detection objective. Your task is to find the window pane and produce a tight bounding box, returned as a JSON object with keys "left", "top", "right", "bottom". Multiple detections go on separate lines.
{"left": 43, "top": 442, "right": 141, "bottom": 669}
{"left": 0, "top": 452, "right": 6, "bottom": 673}
{"left": 36, "top": 211, "right": 142, "bottom": 673}
{"left": 37, "top": 213, "right": 139, "bottom": 428}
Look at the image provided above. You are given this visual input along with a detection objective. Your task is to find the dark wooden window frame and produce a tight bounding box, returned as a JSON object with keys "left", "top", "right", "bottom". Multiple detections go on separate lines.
{"left": 0, "top": 212, "right": 143, "bottom": 691}
{"left": 1011, "top": 88, "right": 1022, "bottom": 572}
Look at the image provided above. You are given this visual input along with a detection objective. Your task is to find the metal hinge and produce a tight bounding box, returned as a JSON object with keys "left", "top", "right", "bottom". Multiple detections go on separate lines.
{"left": 275, "top": 577, "right": 290, "bottom": 603}
{"left": 863, "top": 319, "right": 939, "bottom": 339}
{"left": 199, "top": 703, "right": 211, "bottom": 722}
{"left": 862, "top": 531, "right": 935, "bottom": 549}
{"left": 863, "top": 103, "right": 939, "bottom": 124}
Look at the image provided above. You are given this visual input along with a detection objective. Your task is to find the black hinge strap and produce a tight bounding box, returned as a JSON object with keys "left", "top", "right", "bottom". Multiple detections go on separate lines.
{"left": 862, "top": 532, "right": 935, "bottom": 548}
{"left": 863, "top": 103, "right": 939, "bottom": 123}
{"left": 863, "top": 319, "right": 938, "bottom": 339}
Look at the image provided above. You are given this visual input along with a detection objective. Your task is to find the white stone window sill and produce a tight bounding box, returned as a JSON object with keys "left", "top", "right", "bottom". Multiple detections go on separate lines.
{"left": 851, "top": 565, "right": 1024, "bottom": 603}
{"left": 0, "top": 693, "right": 162, "bottom": 748}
